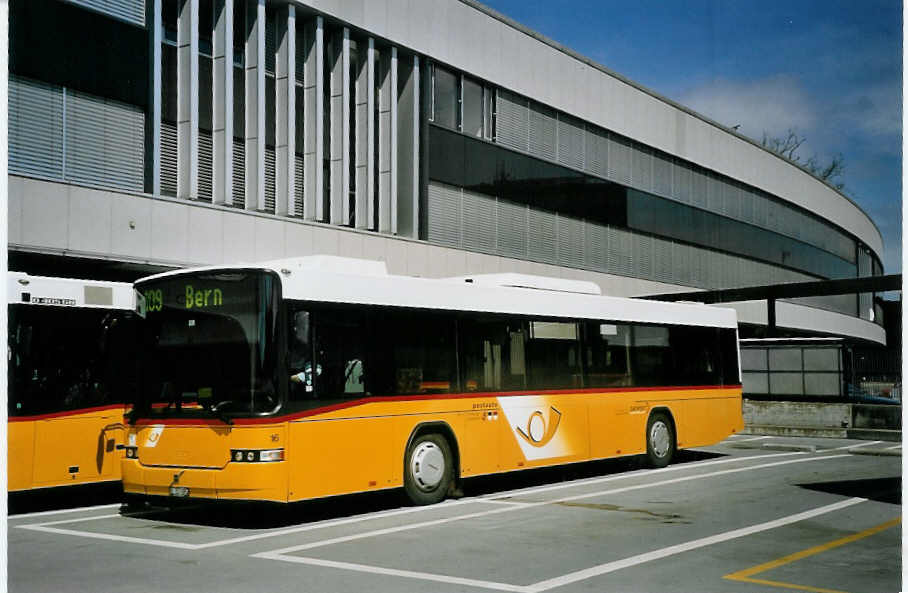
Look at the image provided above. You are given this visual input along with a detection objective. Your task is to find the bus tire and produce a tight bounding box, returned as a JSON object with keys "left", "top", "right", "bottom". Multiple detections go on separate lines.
{"left": 645, "top": 412, "right": 675, "bottom": 468}
{"left": 403, "top": 433, "right": 453, "bottom": 506}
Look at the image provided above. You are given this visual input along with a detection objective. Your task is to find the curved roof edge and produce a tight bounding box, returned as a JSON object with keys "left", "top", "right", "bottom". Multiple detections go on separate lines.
{"left": 459, "top": 0, "right": 884, "bottom": 252}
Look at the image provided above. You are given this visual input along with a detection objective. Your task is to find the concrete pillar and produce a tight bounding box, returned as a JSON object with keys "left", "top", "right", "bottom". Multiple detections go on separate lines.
{"left": 396, "top": 53, "right": 418, "bottom": 238}
{"left": 244, "top": 0, "right": 265, "bottom": 210}
{"left": 147, "top": 0, "right": 162, "bottom": 195}
{"left": 211, "top": 0, "right": 233, "bottom": 205}
{"left": 302, "top": 17, "right": 323, "bottom": 221}
{"left": 328, "top": 28, "right": 350, "bottom": 226}
{"left": 177, "top": 0, "right": 199, "bottom": 200}
{"left": 353, "top": 37, "right": 375, "bottom": 229}
{"left": 376, "top": 46, "right": 397, "bottom": 234}
{"left": 274, "top": 5, "right": 295, "bottom": 216}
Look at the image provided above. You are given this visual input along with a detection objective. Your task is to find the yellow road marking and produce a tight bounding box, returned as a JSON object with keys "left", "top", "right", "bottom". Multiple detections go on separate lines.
{"left": 723, "top": 517, "right": 900, "bottom": 593}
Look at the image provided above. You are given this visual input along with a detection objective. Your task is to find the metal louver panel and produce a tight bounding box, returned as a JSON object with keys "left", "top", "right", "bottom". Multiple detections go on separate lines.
{"left": 294, "top": 153, "right": 304, "bottom": 217}
{"left": 556, "top": 114, "right": 584, "bottom": 170}
{"left": 652, "top": 152, "right": 672, "bottom": 198}
{"left": 264, "top": 147, "right": 276, "bottom": 212}
{"left": 160, "top": 121, "right": 178, "bottom": 196}
{"left": 527, "top": 208, "right": 557, "bottom": 264}
{"left": 497, "top": 199, "right": 527, "bottom": 258}
{"left": 528, "top": 103, "right": 557, "bottom": 162}
{"left": 690, "top": 167, "right": 707, "bottom": 209}
{"left": 427, "top": 182, "right": 462, "bottom": 248}
{"left": 722, "top": 181, "right": 740, "bottom": 219}
{"left": 265, "top": 11, "right": 277, "bottom": 74}
{"left": 556, "top": 215, "right": 585, "bottom": 268}
{"left": 9, "top": 77, "right": 63, "bottom": 179}
{"left": 65, "top": 89, "right": 144, "bottom": 191}
{"left": 584, "top": 127, "right": 608, "bottom": 179}
{"left": 607, "top": 134, "right": 631, "bottom": 185}
{"left": 461, "top": 189, "right": 497, "bottom": 254}
{"left": 607, "top": 226, "right": 633, "bottom": 276}
{"left": 495, "top": 89, "right": 529, "bottom": 153}
{"left": 232, "top": 139, "right": 245, "bottom": 207}
{"left": 652, "top": 236, "right": 673, "bottom": 282}
{"left": 753, "top": 193, "right": 768, "bottom": 227}
{"left": 632, "top": 233, "right": 654, "bottom": 280}
{"left": 688, "top": 244, "right": 707, "bottom": 287}
{"left": 66, "top": 0, "right": 145, "bottom": 26}
{"left": 739, "top": 187, "right": 754, "bottom": 223}
{"left": 631, "top": 144, "right": 652, "bottom": 192}
{"left": 198, "top": 130, "right": 213, "bottom": 201}
{"left": 584, "top": 222, "right": 607, "bottom": 272}
{"left": 706, "top": 173, "right": 723, "bottom": 213}
{"left": 672, "top": 161, "right": 691, "bottom": 204}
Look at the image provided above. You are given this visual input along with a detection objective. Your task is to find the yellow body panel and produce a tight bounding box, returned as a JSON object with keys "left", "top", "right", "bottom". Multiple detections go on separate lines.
{"left": 8, "top": 407, "right": 125, "bottom": 492}
{"left": 122, "top": 387, "right": 743, "bottom": 503}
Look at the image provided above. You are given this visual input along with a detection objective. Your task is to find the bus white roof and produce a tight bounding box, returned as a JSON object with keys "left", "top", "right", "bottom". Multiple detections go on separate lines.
{"left": 137, "top": 256, "right": 738, "bottom": 329}
{"left": 8, "top": 272, "right": 136, "bottom": 310}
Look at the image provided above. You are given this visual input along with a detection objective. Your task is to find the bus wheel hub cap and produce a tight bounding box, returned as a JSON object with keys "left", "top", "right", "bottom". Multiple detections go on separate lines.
{"left": 651, "top": 422, "right": 670, "bottom": 457}
{"left": 411, "top": 442, "right": 444, "bottom": 491}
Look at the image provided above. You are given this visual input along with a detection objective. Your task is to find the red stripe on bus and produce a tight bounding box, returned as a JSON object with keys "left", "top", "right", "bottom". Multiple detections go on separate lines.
{"left": 131, "top": 384, "right": 742, "bottom": 426}
{"left": 8, "top": 403, "right": 127, "bottom": 423}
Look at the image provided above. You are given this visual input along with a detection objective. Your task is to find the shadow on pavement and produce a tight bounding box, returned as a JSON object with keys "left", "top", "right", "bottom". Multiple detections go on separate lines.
{"left": 120, "top": 449, "right": 726, "bottom": 530}
{"left": 797, "top": 477, "right": 901, "bottom": 505}
{"left": 9, "top": 482, "right": 123, "bottom": 515}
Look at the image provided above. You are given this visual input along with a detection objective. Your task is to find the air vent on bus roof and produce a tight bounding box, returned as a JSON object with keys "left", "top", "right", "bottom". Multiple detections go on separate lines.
{"left": 448, "top": 273, "right": 602, "bottom": 295}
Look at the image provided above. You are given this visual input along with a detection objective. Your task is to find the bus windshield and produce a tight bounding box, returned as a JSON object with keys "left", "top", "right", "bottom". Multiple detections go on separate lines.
{"left": 134, "top": 271, "right": 280, "bottom": 419}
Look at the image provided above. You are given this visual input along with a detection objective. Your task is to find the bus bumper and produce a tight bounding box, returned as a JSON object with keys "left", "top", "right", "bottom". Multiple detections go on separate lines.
{"left": 122, "top": 459, "right": 288, "bottom": 503}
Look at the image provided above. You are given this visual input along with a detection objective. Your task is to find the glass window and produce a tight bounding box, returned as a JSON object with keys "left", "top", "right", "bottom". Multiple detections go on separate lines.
{"left": 631, "top": 325, "right": 671, "bottom": 386}
{"left": 460, "top": 317, "right": 526, "bottom": 392}
{"left": 8, "top": 306, "right": 135, "bottom": 416}
{"left": 483, "top": 87, "right": 494, "bottom": 140}
{"left": 462, "top": 77, "right": 483, "bottom": 137}
{"left": 369, "top": 311, "right": 457, "bottom": 396}
{"left": 432, "top": 65, "right": 459, "bottom": 130}
{"left": 526, "top": 321, "right": 581, "bottom": 389}
{"left": 312, "top": 309, "right": 367, "bottom": 399}
{"left": 136, "top": 272, "right": 280, "bottom": 417}
{"left": 584, "top": 322, "right": 632, "bottom": 387}
{"left": 287, "top": 307, "right": 314, "bottom": 401}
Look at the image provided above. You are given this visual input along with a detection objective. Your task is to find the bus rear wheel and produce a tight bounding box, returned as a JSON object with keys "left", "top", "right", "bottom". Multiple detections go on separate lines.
{"left": 403, "top": 433, "right": 453, "bottom": 505}
{"left": 646, "top": 412, "right": 675, "bottom": 468}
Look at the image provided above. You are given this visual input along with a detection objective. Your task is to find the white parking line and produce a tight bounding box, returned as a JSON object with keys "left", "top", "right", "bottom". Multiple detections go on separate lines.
{"left": 832, "top": 440, "right": 882, "bottom": 451}
{"left": 9, "top": 503, "right": 121, "bottom": 520}
{"left": 15, "top": 451, "right": 799, "bottom": 550}
{"left": 524, "top": 497, "right": 866, "bottom": 592}
{"left": 885, "top": 444, "right": 902, "bottom": 450}
{"left": 256, "top": 494, "right": 864, "bottom": 593}
{"left": 253, "top": 454, "right": 850, "bottom": 557}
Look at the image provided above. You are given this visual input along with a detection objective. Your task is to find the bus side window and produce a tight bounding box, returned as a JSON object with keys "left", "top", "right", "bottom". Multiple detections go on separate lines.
{"left": 287, "top": 308, "right": 315, "bottom": 400}
{"left": 369, "top": 310, "right": 457, "bottom": 396}
{"left": 584, "top": 322, "right": 633, "bottom": 388}
{"left": 460, "top": 317, "right": 526, "bottom": 392}
{"left": 312, "top": 309, "right": 366, "bottom": 399}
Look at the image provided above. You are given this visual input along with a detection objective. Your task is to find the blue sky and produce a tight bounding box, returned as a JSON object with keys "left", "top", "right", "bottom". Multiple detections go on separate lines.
{"left": 482, "top": 0, "right": 902, "bottom": 275}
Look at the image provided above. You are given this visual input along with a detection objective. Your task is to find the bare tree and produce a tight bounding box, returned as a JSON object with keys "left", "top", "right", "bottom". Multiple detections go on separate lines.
{"left": 761, "top": 129, "right": 845, "bottom": 190}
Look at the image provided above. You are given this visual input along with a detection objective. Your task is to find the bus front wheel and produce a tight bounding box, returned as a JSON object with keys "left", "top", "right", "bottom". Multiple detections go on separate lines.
{"left": 403, "top": 433, "right": 453, "bottom": 505}
{"left": 645, "top": 412, "right": 675, "bottom": 468}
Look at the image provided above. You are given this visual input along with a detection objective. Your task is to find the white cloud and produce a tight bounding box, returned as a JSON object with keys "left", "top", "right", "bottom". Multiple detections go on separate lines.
{"left": 679, "top": 75, "right": 816, "bottom": 141}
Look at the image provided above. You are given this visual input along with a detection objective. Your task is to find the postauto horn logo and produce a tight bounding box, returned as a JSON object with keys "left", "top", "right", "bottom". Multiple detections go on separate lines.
{"left": 498, "top": 397, "right": 571, "bottom": 461}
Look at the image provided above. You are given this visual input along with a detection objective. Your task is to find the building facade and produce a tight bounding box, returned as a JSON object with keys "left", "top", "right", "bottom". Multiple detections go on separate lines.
{"left": 8, "top": 0, "right": 886, "bottom": 344}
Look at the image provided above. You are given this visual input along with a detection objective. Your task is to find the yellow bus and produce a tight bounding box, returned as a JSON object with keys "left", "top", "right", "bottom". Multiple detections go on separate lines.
{"left": 8, "top": 272, "right": 138, "bottom": 492}
{"left": 123, "top": 256, "right": 743, "bottom": 506}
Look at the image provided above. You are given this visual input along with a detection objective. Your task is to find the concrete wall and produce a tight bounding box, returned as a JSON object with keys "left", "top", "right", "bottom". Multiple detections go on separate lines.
{"left": 294, "top": 0, "right": 883, "bottom": 259}
{"left": 744, "top": 400, "right": 851, "bottom": 429}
